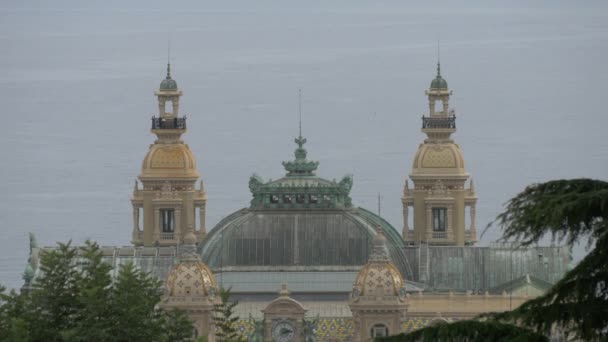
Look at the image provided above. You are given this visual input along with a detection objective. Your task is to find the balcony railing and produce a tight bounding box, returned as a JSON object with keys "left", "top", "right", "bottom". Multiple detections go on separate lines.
{"left": 160, "top": 232, "right": 175, "bottom": 240}
{"left": 432, "top": 231, "right": 448, "bottom": 239}
{"left": 151, "top": 117, "right": 187, "bottom": 130}
{"left": 422, "top": 116, "right": 456, "bottom": 129}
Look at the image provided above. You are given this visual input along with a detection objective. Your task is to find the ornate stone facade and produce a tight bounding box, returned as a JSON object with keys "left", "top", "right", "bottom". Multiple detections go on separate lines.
{"left": 21, "top": 63, "right": 571, "bottom": 342}
{"left": 262, "top": 284, "right": 307, "bottom": 342}
{"left": 402, "top": 64, "right": 477, "bottom": 246}
{"left": 159, "top": 230, "right": 218, "bottom": 340}
{"left": 349, "top": 228, "right": 408, "bottom": 341}
{"left": 131, "top": 64, "right": 207, "bottom": 246}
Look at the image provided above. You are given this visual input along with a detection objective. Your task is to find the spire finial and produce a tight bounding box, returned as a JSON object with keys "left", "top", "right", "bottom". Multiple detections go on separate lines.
{"left": 369, "top": 225, "right": 389, "bottom": 262}
{"left": 166, "top": 40, "right": 172, "bottom": 79}
{"left": 437, "top": 40, "right": 441, "bottom": 76}
{"left": 298, "top": 88, "right": 302, "bottom": 138}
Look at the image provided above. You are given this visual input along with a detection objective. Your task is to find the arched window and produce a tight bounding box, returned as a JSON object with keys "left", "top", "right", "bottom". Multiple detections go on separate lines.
{"left": 370, "top": 323, "right": 389, "bottom": 338}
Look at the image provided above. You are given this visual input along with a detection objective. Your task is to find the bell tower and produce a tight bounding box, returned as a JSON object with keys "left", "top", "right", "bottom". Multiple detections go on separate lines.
{"left": 131, "top": 64, "right": 207, "bottom": 247}
{"left": 402, "top": 63, "right": 477, "bottom": 246}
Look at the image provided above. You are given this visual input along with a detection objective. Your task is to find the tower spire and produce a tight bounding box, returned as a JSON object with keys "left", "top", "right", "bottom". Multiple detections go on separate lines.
{"left": 298, "top": 88, "right": 302, "bottom": 138}
{"left": 437, "top": 40, "right": 441, "bottom": 77}
{"left": 166, "top": 40, "right": 172, "bottom": 79}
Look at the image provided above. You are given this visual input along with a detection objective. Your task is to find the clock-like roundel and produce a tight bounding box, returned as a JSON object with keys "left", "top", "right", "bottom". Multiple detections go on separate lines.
{"left": 272, "top": 319, "right": 295, "bottom": 342}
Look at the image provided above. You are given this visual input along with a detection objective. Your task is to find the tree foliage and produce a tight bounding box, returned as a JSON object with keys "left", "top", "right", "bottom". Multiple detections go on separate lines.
{"left": 379, "top": 320, "right": 549, "bottom": 342}
{"left": 379, "top": 179, "right": 608, "bottom": 341}
{"left": 213, "top": 287, "right": 242, "bottom": 342}
{"left": 488, "top": 178, "right": 608, "bottom": 340}
{"left": 0, "top": 240, "right": 195, "bottom": 342}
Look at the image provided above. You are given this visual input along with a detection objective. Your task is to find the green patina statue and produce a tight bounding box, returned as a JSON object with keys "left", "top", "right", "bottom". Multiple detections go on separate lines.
{"left": 302, "top": 316, "right": 319, "bottom": 342}
{"left": 247, "top": 314, "right": 265, "bottom": 342}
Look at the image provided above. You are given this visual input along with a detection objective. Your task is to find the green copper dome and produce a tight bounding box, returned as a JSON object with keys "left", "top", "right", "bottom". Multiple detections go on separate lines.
{"left": 160, "top": 63, "right": 178, "bottom": 91}
{"left": 430, "top": 63, "right": 448, "bottom": 90}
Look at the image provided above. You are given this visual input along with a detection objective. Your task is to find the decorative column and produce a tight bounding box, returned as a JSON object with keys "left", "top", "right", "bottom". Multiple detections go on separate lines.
{"left": 153, "top": 208, "right": 160, "bottom": 242}
{"left": 158, "top": 99, "right": 165, "bottom": 116}
{"left": 402, "top": 204, "right": 409, "bottom": 238}
{"left": 469, "top": 204, "right": 476, "bottom": 231}
{"left": 198, "top": 205, "right": 206, "bottom": 236}
{"left": 174, "top": 208, "right": 181, "bottom": 242}
{"left": 447, "top": 206, "right": 454, "bottom": 240}
{"left": 132, "top": 207, "right": 140, "bottom": 239}
{"left": 172, "top": 97, "right": 179, "bottom": 116}
{"left": 425, "top": 205, "right": 432, "bottom": 240}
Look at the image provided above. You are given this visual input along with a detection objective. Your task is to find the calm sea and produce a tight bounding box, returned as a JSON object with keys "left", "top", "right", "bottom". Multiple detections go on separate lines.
{"left": 1, "top": 1, "right": 607, "bottom": 289}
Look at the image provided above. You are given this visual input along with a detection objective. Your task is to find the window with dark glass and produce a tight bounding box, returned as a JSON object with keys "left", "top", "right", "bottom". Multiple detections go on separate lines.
{"left": 270, "top": 195, "right": 279, "bottom": 203}
{"left": 283, "top": 195, "right": 292, "bottom": 204}
{"left": 296, "top": 194, "right": 305, "bottom": 204}
{"left": 160, "top": 209, "right": 175, "bottom": 232}
{"left": 309, "top": 194, "right": 318, "bottom": 204}
{"left": 432, "top": 207, "right": 447, "bottom": 231}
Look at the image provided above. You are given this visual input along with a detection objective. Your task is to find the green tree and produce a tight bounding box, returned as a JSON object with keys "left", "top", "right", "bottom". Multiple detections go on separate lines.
{"left": 379, "top": 320, "right": 548, "bottom": 342}
{"left": 162, "top": 309, "right": 195, "bottom": 342}
{"left": 0, "top": 239, "right": 195, "bottom": 342}
{"left": 109, "top": 261, "right": 165, "bottom": 342}
{"left": 0, "top": 286, "right": 30, "bottom": 342}
{"left": 379, "top": 179, "right": 608, "bottom": 341}
{"left": 28, "top": 241, "right": 81, "bottom": 341}
{"left": 488, "top": 178, "right": 608, "bottom": 340}
{"left": 72, "top": 241, "right": 114, "bottom": 341}
{"left": 213, "top": 287, "right": 241, "bottom": 342}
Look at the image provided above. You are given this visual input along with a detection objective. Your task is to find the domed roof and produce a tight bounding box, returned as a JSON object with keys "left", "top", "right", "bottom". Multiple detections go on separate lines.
{"left": 430, "top": 76, "right": 448, "bottom": 90}
{"left": 412, "top": 143, "right": 466, "bottom": 175}
{"left": 201, "top": 208, "right": 410, "bottom": 274}
{"left": 430, "top": 63, "right": 448, "bottom": 90}
{"left": 200, "top": 135, "right": 412, "bottom": 279}
{"left": 165, "top": 244, "right": 218, "bottom": 297}
{"left": 351, "top": 229, "right": 407, "bottom": 299}
{"left": 159, "top": 63, "right": 178, "bottom": 91}
{"left": 140, "top": 143, "right": 199, "bottom": 179}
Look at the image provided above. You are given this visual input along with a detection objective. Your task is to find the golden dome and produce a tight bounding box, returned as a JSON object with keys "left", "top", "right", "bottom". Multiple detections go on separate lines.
{"left": 351, "top": 229, "right": 407, "bottom": 300}
{"left": 412, "top": 143, "right": 466, "bottom": 175}
{"left": 353, "top": 260, "right": 405, "bottom": 297}
{"left": 165, "top": 259, "right": 217, "bottom": 297}
{"left": 140, "top": 144, "right": 199, "bottom": 179}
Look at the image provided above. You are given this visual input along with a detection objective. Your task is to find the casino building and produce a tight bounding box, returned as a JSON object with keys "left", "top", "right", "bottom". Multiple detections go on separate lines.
{"left": 22, "top": 62, "right": 570, "bottom": 341}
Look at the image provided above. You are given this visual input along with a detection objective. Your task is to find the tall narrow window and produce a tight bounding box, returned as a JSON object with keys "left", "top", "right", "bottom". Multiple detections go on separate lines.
{"left": 432, "top": 207, "right": 447, "bottom": 231}
{"left": 160, "top": 209, "right": 175, "bottom": 232}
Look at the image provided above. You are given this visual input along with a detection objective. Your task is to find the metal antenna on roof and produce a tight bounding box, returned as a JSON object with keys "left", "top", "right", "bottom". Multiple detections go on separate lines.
{"left": 377, "top": 193, "right": 382, "bottom": 217}
{"left": 298, "top": 88, "right": 302, "bottom": 137}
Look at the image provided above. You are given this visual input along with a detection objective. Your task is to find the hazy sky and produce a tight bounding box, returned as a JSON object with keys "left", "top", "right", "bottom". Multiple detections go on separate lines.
{"left": 1, "top": 1, "right": 607, "bottom": 289}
